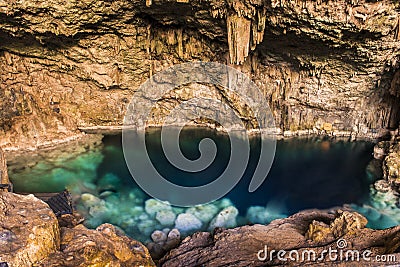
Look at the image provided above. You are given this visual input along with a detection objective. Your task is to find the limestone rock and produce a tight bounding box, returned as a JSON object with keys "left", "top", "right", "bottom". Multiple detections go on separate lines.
{"left": 0, "top": 1, "right": 399, "bottom": 149}
{"left": 306, "top": 210, "right": 368, "bottom": 242}
{"left": 0, "top": 147, "right": 9, "bottom": 191}
{"left": 174, "top": 213, "right": 202, "bottom": 233}
{"left": 160, "top": 209, "right": 400, "bottom": 266}
{"left": 145, "top": 199, "right": 172, "bottom": 217}
{"left": 38, "top": 223, "right": 155, "bottom": 267}
{"left": 208, "top": 206, "right": 238, "bottom": 231}
{"left": 0, "top": 192, "right": 60, "bottom": 267}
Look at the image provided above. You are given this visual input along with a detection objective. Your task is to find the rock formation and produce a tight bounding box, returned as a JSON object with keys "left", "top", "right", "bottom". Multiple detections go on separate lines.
{"left": 38, "top": 223, "right": 155, "bottom": 267}
{"left": 0, "top": 192, "right": 155, "bottom": 267}
{"left": 159, "top": 209, "right": 400, "bottom": 266}
{"left": 0, "top": 192, "right": 60, "bottom": 266}
{"left": 0, "top": 147, "right": 9, "bottom": 190}
{"left": 0, "top": 0, "right": 399, "bottom": 149}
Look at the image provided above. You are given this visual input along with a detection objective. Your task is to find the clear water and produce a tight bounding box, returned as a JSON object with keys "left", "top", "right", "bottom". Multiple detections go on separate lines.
{"left": 8, "top": 128, "right": 378, "bottom": 241}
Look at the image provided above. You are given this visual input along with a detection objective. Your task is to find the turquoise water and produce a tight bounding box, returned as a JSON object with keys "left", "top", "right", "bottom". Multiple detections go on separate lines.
{"left": 8, "top": 129, "right": 380, "bottom": 241}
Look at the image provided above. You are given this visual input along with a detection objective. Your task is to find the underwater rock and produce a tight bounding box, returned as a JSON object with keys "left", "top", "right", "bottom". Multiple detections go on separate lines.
{"left": 246, "top": 206, "right": 266, "bottom": 224}
{"left": 156, "top": 210, "right": 176, "bottom": 226}
{"left": 245, "top": 206, "right": 287, "bottom": 225}
{"left": 0, "top": 192, "right": 60, "bottom": 266}
{"left": 138, "top": 219, "right": 161, "bottom": 237}
{"left": 185, "top": 204, "right": 219, "bottom": 225}
{"left": 160, "top": 209, "right": 400, "bottom": 266}
{"left": 145, "top": 199, "right": 172, "bottom": 217}
{"left": 39, "top": 223, "right": 155, "bottom": 266}
{"left": 80, "top": 193, "right": 103, "bottom": 208}
{"left": 352, "top": 204, "right": 399, "bottom": 229}
{"left": 174, "top": 213, "right": 203, "bottom": 233}
{"left": 208, "top": 206, "right": 238, "bottom": 231}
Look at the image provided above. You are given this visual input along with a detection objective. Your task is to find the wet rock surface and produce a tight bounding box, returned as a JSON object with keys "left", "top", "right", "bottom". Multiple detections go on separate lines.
{"left": 159, "top": 209, "right": 400, "bottom": 267}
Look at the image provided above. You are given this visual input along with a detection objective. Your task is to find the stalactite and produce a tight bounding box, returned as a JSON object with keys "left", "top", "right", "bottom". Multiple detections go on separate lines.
{"left": 176, "top": 28, "right": 183, "bottom": 58}
{"left": 227, "top": 13, "right": 251, "bottom": 65}
{"left": 226, "top": 7, "right": 266, "bottom": 65}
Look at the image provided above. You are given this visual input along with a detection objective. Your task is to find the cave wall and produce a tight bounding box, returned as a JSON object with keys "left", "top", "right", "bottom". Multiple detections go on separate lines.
{"left": 0, "top": 0, "right": 399, "bottom": 149}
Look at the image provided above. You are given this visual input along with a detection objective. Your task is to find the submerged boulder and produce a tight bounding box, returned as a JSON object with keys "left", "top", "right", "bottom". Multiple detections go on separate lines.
{"left": 0, "top": 192, "right": 60, "bottom": 266}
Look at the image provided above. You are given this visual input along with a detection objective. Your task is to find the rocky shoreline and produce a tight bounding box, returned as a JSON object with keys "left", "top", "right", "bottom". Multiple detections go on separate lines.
{"left": 1, "top": 190, "right": 400, "bottom": 266}
{"left": 1, "top": 135, "right": 400, "bottom": 266}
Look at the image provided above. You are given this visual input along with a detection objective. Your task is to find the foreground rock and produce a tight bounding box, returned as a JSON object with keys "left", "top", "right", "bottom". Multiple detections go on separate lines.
{"left": 0, "top": 192, "right": 154, "bottom": 267}
{"left": 160, "top": 209, "right": 400, "bottom": 266}
{"left": 0, "top": 192, "right": 60, "bottom": 266}
{"left": 38, "top": 224, "right": 155, "bottom": 267}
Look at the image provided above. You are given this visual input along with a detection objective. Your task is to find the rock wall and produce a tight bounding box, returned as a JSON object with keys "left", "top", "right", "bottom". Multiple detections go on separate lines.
{"left": 0, "top": 0, "right": 400, "bottom": 149}
{"left": 0, "top": 147, "right": 8, "bottom": 188}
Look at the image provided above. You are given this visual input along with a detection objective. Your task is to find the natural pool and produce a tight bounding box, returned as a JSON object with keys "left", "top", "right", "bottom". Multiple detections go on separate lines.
{"left": 7, "top": 128, "right": 399, "bottom": 242}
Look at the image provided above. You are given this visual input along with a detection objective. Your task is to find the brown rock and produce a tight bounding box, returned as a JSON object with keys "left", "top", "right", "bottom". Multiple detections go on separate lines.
{"left": 0, "top": 192, "right": 60, "bottom": 266}
{"left": 306, "top": 210, "right": 368, "bottom": 242}
{"left": 38, "top": 223, "right": 155, "bottom": 267}
{"left": 159, "top": 209, "right": 400, "bottom": 266}
{"left": 0, "top": 147, "right": 9, "bottom": 191}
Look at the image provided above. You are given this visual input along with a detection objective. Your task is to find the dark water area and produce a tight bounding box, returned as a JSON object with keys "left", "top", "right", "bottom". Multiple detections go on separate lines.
{"left": 99, "top": 128, "right": 374, "bottom": 215}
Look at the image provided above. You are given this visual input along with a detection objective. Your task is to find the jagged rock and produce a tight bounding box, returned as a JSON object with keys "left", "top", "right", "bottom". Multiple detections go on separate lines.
{"left": 306, "top": 210, "right": 368, "bottom": 242}
{"left": 383, "top": 142, "right": 400, "bottom": 188}
{"left": 160, "top": 209, "right": 400, "bottom": 266}
{"left": 185, "top": 204, "right": 219, "bottom": 225}
{"left": 0, "top": 192, "right": 60, "bottom": 267}
{"left": 374, "top": 141, "right": 391, "bottom": 160}
{"left": 38, "top": 223, "right": 155, "bottom": 267}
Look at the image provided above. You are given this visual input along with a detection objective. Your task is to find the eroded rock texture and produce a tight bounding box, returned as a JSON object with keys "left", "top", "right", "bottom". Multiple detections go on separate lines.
{"left": 0, "top": 0, "right": 400, "bottom": 149}
{"left": 0, "top": 192, "right": 155, "bottom": 266}
{"left": 0, "top": 192, "right": 60, "bottom": 266}
{"left": 0, "top": 147, "right": 9, "bottom": 188}
{"left": 159, "top": 209, "right": 400, "bottom": 267}
{"left": 38, "top": 223, "right": 155, "bottom": 267}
